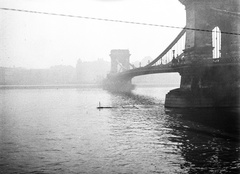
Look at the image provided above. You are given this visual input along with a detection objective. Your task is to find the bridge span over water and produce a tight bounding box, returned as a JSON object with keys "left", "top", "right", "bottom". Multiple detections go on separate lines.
{"left": 104, "top": 0, "right": 240, "bottom": 108}
{"left": 108, "top": 57, "right": 239, "bottom": 80}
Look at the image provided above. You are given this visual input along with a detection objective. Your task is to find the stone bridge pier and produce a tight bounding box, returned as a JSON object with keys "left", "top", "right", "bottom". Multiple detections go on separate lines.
{"left": 165, "top": 0, "right": 240, "bottom": 107}
{"left": 103, "top": 49, "right": 134, "bottom": 92}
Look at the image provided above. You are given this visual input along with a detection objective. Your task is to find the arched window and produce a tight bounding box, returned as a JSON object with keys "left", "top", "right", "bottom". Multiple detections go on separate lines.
{"left": 212, "top": 26, "right": 221, "bottom": 58}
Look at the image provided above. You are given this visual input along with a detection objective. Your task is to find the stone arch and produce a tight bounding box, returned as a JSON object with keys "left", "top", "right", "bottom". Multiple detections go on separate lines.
{"left": 208, "top": 9, "right": 238, "bottom": 59}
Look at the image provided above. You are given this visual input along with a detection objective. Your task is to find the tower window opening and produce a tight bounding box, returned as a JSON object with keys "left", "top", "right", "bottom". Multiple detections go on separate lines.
{"left": 212, "top": 26, "right": 221, "bottom": 58}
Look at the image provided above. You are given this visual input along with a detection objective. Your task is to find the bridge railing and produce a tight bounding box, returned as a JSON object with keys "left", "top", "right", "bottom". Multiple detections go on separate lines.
{"left": 124, "top": 25, "right": 239, "bottom": 73}
{"left": 145, "top": 27, "right": 186, "bottom": 67}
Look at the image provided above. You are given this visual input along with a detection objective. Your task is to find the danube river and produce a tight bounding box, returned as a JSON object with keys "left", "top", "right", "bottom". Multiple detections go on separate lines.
{"left": 0, "top": 86, "right": 239, "bottom": 173}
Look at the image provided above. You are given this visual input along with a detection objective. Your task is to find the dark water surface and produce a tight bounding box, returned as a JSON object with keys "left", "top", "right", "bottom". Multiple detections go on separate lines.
{"left": 0, "top": 87, "right": 239, "bottom": 174}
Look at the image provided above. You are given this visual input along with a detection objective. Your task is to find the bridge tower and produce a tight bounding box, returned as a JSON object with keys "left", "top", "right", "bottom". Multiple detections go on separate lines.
{"left": 165, "top": 0, "right": 240, "bottom": 107}
{"left": 110, "top": 49, "right": 131, "bottom": 74}
{"left": 103, "top": 49, "right": 134, "bottom": 92}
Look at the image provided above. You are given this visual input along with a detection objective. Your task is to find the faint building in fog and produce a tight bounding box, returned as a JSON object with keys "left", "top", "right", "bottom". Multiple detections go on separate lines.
{"left": 76, "top": 58, "right": 110, "bottom": 84}
{"left": 0, "top": 65, "right": 75, "bottom": 85}
{"left": 49, "top": 65, "right": 75, "bottom": 84}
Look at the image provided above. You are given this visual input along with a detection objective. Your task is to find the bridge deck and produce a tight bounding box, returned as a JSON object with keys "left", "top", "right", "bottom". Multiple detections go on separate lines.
{"left": 109, "top": 57, "right": 240, "bottom": 80}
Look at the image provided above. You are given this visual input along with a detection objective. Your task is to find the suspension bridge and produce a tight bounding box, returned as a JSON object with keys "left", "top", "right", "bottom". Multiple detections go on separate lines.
{"left": 103, "top": 0, "right": 240, "bottom": 108}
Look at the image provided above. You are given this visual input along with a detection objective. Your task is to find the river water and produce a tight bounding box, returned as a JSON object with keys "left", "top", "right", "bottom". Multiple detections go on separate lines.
{"left": 0, "top": 86, "right": 239, "bottom": 174}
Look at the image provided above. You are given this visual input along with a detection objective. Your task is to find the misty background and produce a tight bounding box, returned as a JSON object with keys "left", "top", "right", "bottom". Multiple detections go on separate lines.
{"left": 0, "top": 56, "right": 180, "bottom": 85}
{"left": 0, "top": 0, "right": 184, "bottom": 86}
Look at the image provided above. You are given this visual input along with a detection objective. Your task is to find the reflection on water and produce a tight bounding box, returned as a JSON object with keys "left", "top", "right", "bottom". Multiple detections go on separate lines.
{"left": 0, "top": 87, "right": 239, "bottom": 173}
{"left": 165, "top": 108, "right": 240, "bottom": 173}
{"left": 109, "top": 90, "right": 240, "bottom": 173}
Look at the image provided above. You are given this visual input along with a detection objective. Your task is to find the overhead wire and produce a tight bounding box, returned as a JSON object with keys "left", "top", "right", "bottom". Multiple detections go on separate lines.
{"left": 0, "top": 7, "right": 240, "bottom": 36}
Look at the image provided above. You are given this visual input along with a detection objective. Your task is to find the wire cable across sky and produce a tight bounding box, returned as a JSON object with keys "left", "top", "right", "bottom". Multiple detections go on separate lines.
{"left": 0, "top": 7, "right": 240, "bottom": 36}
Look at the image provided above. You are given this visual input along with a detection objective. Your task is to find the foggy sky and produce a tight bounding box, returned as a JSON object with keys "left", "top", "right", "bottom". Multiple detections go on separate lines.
{"left": 0, "top": 0, "right": 185, "bottom": 68}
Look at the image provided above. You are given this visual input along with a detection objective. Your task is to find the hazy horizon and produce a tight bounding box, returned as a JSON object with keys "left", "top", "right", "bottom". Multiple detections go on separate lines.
{"left": 0, "top": 0, "right": 185, "bottom": 69}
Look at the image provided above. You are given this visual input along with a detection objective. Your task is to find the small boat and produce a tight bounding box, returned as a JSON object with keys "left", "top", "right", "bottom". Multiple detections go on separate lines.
{"left": 97, "top": 102, "right": 138, "bottom": 109}
{"left": 97, "top": 106, "right": 116, "bottom": 109}
{"left": 97, "top": 102, "right": 116, "bottom": 109}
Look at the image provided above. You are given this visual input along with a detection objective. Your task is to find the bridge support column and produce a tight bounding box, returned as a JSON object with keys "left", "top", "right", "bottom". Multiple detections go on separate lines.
{"left": 165, "top": 64, "right": 240, "bottom": 108}
{"left": 103, "top": 49, "right": 134, "bottom": 92}
{"left": 165, "top": 0, "right": 240, "bottom": 108}
{"left": 110, "top": 49, "right": 131, "bottom": 73}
